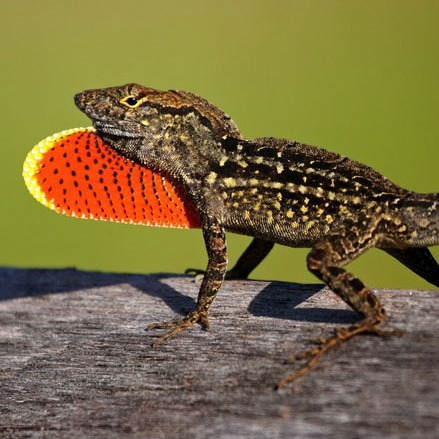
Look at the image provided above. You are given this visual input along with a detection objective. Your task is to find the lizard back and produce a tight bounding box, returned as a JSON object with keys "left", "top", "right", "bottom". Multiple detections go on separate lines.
{"left": 213, "top": 136, "right": 410, "bottom": 246}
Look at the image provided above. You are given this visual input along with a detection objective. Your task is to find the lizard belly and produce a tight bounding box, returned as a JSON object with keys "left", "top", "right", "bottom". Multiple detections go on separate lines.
{"left": 224, "top": 208, "right": 335, "bottom": 247}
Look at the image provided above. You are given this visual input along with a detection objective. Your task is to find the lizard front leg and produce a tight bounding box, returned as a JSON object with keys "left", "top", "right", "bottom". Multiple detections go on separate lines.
{"left": 186, "top": 238, "right": 274, "bottom": 280}
{"left": 278, "top": 228, "right": 402, "bottom": 388}
{"left": 148, "top": 216, "right": 227, "bottom": 345}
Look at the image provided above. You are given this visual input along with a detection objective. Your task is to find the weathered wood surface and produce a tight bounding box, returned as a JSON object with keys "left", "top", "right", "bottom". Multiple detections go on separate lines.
{"left": 0, "top": 267, "right": 438, "bottom": 439}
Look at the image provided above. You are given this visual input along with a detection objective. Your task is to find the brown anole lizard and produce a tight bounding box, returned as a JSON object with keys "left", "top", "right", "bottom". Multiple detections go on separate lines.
{"left": 24, "top": 84, "right": 439, "bottom": 388}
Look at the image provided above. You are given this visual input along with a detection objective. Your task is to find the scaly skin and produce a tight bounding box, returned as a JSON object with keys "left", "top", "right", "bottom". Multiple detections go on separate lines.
{"left": 73, "top": 84, "right": 439, "bottom": 387}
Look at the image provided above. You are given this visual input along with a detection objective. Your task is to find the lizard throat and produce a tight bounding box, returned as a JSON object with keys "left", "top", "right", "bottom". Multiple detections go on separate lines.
{"left": 93, "top": 120, "right": 144, "bottom": 138}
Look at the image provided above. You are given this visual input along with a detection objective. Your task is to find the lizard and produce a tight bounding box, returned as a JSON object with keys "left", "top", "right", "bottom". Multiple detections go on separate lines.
{"left": 25, "top": 83, "right": 439, "bottom": 388}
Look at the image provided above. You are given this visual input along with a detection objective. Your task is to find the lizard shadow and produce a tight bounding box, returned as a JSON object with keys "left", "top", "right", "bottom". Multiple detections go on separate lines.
{"left": 247, "top": 280, "right": 358, "bottom": 324}
{"left": 0, "top": 267, "right": 357, "bottom": 325}
{"left": 0, "top": 267, "right": 193, "bottom": 317}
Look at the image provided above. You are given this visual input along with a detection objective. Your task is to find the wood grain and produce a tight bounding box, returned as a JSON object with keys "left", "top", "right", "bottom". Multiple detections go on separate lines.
{"left": 0, "top": 267, "right": 438, "bottom": 438}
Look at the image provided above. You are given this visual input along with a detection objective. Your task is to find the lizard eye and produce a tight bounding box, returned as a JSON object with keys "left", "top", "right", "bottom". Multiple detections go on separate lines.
{"left": 120, "top": 95, "right": 140, "bottom": 108}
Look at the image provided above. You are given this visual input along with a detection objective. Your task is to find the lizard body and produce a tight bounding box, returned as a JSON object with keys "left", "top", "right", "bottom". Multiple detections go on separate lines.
{"left": 28, "top": 84, "right": 439, "bottom": 386}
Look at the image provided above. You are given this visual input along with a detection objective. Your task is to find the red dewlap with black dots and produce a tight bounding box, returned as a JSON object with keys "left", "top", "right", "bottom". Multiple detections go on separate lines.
{"left": 23, "top": 128, "right": 201, "bottom": 229}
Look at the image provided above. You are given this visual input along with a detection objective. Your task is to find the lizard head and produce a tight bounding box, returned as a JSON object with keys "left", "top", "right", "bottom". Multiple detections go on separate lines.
{"left": 74, "top": 83, "right": 242, "bottom": 180}
{"left": 74, "top": 83, "right": 242, "bottom": 141}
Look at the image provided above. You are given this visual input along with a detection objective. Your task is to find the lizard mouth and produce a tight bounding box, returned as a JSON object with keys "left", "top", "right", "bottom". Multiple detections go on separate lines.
{"left": 93, "top": 120, "right": 144, "bottom": 138}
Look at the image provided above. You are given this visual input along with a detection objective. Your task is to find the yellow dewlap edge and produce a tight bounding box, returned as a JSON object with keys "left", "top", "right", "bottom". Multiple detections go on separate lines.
{"left": 22, "top": 127, "right": 95, "bottom": 213}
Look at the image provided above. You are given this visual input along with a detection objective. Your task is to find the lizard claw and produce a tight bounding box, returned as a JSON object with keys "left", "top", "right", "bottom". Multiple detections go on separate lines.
{"left": 277, "top": 319, "right": 404, "bottom": 390}
{"left": 147, "top": 308, "right": 210, "bottom": 346}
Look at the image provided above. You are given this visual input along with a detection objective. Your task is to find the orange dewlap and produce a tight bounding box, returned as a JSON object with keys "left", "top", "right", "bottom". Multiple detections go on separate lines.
{"left": 23, "top": 128, "right": 201, "bottom": 228}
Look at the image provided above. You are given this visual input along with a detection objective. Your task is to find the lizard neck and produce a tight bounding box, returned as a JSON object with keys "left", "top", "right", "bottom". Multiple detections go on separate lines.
{"left": 97, "top": 111, "right": 228, "bottom": 194}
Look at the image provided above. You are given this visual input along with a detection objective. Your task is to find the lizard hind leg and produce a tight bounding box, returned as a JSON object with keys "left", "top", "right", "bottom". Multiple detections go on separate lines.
{"left": 278, "top": 233, "right": 402, "bottom": 389}
{"left": 383, "top": 247, "right": 439, "bottom": 288}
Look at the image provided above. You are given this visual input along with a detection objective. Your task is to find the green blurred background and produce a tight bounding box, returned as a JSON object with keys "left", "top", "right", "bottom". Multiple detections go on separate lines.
{"left": 1, "top": 0, "right": 438, "bottom": 289}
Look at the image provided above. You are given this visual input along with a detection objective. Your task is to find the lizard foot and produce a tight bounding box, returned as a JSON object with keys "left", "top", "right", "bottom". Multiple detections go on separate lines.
{"left": 147, "top": 308, "right": 210, "bottom": 346}
{"left": 276, "top": 319, "right": 404, "bottom": 390}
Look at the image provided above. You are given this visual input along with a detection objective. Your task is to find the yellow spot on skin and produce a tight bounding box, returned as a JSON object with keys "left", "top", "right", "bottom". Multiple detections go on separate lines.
{"left": 141, "top": 120, "right": 150, "bottom": 126}
{"left": 286, "top": 210, "right": 294, "bottom": 218}
{"left": 219, "top": 156, "right": 228, "bottom": 166}
{"left": 339, "top": 205, "right": 349, "bottom": 215}
{"left": 398, "top": 225, "right": 407, "bottom": 233}
{"left": 238, "top": 160, "right": 248, "bottom": 168}
{"left": 300, "top": 205, "right": 308, "bottom": 214}
{"left": 267, "top": 210, "right": 274, "bottom": 224}
{"left": 273, "top": 201, "right": 281, "bottom": 210}
{"left": 393, "top": 217, "right": 402, "bottom": 226}
{"left": 306, "top": 220, "right": 315, "bottom": 230}
{"left": 224, "top": 177, "right": 237, "bottom": 187}
{"left": 325, "top": 215, "right": 334, "bottom": 224}
{"left": 298, "top": 185, "right": 308, "bottom": 194}
{"left": 206, "top": 172, "right": 217, "bottom": 184}
{"left": 276, "top": 163, "right": 284, "bottom": 174}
